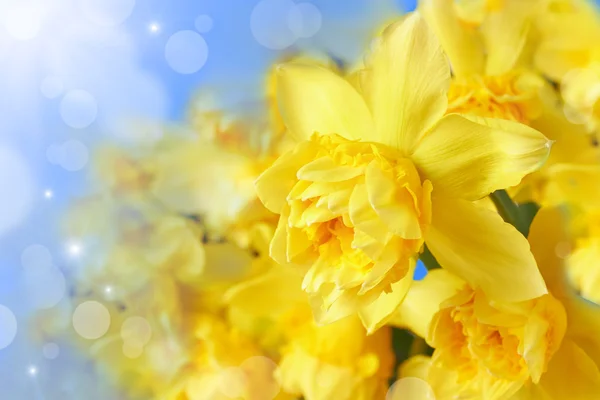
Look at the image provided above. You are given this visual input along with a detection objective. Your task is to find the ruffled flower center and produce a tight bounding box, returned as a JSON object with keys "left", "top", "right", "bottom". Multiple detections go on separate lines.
{"left": 272, "top": 133, "right": 432, "bottom": 321}
{"left": 448, "top": 73, "right": 543, "bottom": 124}
{"left": 430, "top": 287, "right": 566, "bottom": 398}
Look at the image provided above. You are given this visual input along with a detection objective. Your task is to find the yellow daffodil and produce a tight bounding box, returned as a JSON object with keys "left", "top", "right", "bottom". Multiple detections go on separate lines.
{"left": 420, "top": 0, "right": 545, "bottom": 124}
{"left": 396, "top": 206, "right": 600, "bottom": 400}
{"left": 226, "top": 265, "right": 394, "bottom": 400}
{"left": 393, "top": 269, "right": 566, "bottom": 400}
{"left": 255, "top": 11, "right": 551, "bottom": 332}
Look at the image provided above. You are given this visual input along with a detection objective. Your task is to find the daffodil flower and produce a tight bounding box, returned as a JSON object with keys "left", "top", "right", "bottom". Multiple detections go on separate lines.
{"left": 394, "top": 207, "right": 600, "bottom": 400}
{"left": 419, "top": 0, "right": 545, "bottom": 124}
{"left": 255, "top": 12, "right": 551, "bottom": 333}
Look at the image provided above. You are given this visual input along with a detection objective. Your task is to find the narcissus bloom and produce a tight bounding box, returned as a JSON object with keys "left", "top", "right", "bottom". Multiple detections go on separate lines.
{"left": 420, "top": 0, "right": 545, "bottom": 124}
{"left": 393, "top": 269, "right": 566, "bottom": 400}
{"left": 397, "top": 207, "right": 600, "bottom": 400}
{"left": 256, "top": 12, "right": 551, "bottom": 332}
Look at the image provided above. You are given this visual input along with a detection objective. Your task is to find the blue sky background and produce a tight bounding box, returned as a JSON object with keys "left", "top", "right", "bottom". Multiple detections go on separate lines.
{"left": 0, "top": 0, "right": 421, "bottom": 398}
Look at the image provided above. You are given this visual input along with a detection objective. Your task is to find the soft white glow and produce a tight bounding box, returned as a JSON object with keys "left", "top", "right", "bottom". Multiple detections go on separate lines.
{"left": 44, "top": 189, "right": 53, "bottom": 199}
{"left": 149, "top": 23, "right": 160, "bottom": 33}
{"left": 67, "top": 241, "right": 82, "bottom": 256}
{"left": 28, "top": 366, "right": 37, "bottom": 376}
{"left": 4, "top": 5, "right": 44, "bottom": 41}
{"left": 104, "top": 286, "right": 113, "bottom": 294}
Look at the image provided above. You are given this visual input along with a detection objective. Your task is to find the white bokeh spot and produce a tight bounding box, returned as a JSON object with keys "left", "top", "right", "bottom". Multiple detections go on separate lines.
{"left": 3, "top": 4, "right": 44, "bottom": 41}
{"left": 60, "top": 90, "right": 98, "bottom": 129}
{"left": 21, "top": 244, "right": 53, "bottom": 273}
{"left": 194, "top": 15, "right": 213, "bottom": 33}
{"left": 0, "top": 146, "right": 34, "bottom": 237}
{"left": 79, "top": 0, "right": 136, "bottom": 27}
{"left": 288, "top": 3, "right": 322, "bottom": 38}
{"left": 40, "top": 76, "right": 64, "bottom": 99}
{"left": 22, "top": 263, "right": 66, "bottom": 310}
{"left": 0, "top": 305, "right": 17, "bottom": 350}
{"left": 42, "top": 342, "right": 60, "bottom": 360}
{"left": 250, "top": 0, "right": 297, "bottom": 50}
{"left": 121, "top": 316, "right": 152, "bottom": 347}
{"left": 59, "top": 140, "right": 89, "bottom": 171}
{"left": 72, "top": 301, "right": 111, "bottom": 340}
{"left": 165, "top": 30, "right": 209, "bottom": 74}
{"left": 386, "top": 377, "right": 436, "bottom": 400}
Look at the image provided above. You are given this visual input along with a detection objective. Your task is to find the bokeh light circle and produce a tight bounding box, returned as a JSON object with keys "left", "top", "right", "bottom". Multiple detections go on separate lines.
{"left": 121, "top": 316, "right": 152, "bottom": 347}
{"left": 3, "top": 5, "right": 43, "bottom": 41}
{"left": 386, "top": 377, "right": 436, "bottom": 400}
{"left": 59, "top": 140, "right": 89, "bottom": 171}
{"left": 79, "top": 0, "right": 136, "bottom": 27}
{"left": 0, "top": 147, "right": 34, "bottom": 237}
{"left": 46, "top": 144, "right": 64, "bottom": 165}
{"left": 122, "top": 342, "right": 144, "bottom": 359}
{"left": 287, "top": 3, "right": 322, "bottom": 39}
{"left": 21, "top": 244, "right": 53, "bottom": 273}
{"left": 42, "top": 342, "right": 60, "bottom": 360}
{"left": 72, "top": 301, "right": 111, "bottom": 340}
{"left": 0, "top": 305, "right": 17, "bottom": 350}
{"left": 23, "top": 265, "right": 66, "bottom": 309}
{"left": 195, "top": 15, "right": 213, "bottom": 33}
{"left": 165, "top": 31, "right": 209, "bottom": 74}
{"left": 239, "top": 356, "right": 280, "bottom": 399}
{"left": 60, "top": 90, "right": 98, "bottom": 129}
{"left": 40, "top": 77, "right": 64, "bottom": 99}
{"left": 218, "top": 367, "right": 248, "bottom": 398}
{"left": 250, "top": 0, "right": 297, "bottom": 50}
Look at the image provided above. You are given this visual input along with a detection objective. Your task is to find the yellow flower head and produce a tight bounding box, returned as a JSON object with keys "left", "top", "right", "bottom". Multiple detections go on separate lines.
{"left": 430, "top": 286, "right": 566, "bottom": 399}
{"left": 420, "top": 0, "right": 544, "bottom": 124}
{"left": 397, "top": 207, "right": 600, "bottom": 400}
{"left": 256, "top": 11, "right": 551, "bottom": 332}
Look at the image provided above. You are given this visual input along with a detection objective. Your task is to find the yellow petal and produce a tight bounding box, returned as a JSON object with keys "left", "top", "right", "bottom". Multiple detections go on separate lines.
{"left": 276, "top": 62, "right": 374, "bottom": 141}
{"left": 536, "top": 339, "right": 600, "bottom": 400}
{"left": 390, "top": 269, "right": 466, "bottom": 339}
{"left": 358, "top": 261, "right": 416, "bottom": 335}
{"left": 364, "top": 12, "right": 450, "bottom": 153}
{"left": 529, "top": 207, "right": 600, "bottom": 369}
{"left": 426, "top": 197, "right": 547, "bottom": 302}
{"left": 255, "top": 142, "right": 314, "bottom": 213}
{"left": 225, "top": 266, "right": 305, "bottom": 318}
{"left": 412, "top": 114, "right": 551, "bottom": 201}
{"left": 419, "top": 0, "right": 484, "bottom": 77}
{"left": 482, "top": 0, "right": 538, "bottom": 75}
{"left": 544, "top": 165, "right": 600, "bottom": 210}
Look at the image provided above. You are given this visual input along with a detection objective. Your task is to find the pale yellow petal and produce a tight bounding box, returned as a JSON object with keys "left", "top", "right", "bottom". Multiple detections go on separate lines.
{"left": 391, "top": 269, "right": 466, "bottom": 339}
{"left": 364, "top": 12, "right": 450, "bottom": 153}
{"left": 482, "top": 0, "right": 538, "bottom": 75}
{"left": 358, "top": 261, "right": 416, "bottom": 335}
{"left": 225, "top": 266, "right": 305, "bottom": 318}
{"left": 412, "top": 114, "right": 551, "bottom": 201}
{"left": 529, "top": 207, "right": 600, "bottom": 369}
{"left": 276, "top": 63, "right": 374, "bottom": 141}
{"left": 419, "top": 0, "right": 484, "bottom": 77}
{"left": 536, "top": 339, "right": 600, "bottom": 400}
{"left": 255, "top": 142, "right": 314, "bottom": 213}
{"left": 426, "top": 197, "right": 547, "bottom": 302}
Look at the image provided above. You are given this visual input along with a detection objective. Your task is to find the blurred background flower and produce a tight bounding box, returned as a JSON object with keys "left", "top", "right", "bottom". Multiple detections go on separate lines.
{"left": 0, "top": 0, "right": 420, "bottom": 398}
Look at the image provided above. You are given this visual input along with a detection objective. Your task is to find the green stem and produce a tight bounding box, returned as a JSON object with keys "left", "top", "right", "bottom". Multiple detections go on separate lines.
{"left": 419, "top": 244, "right": 440, "bottom": 270}
{"left": 490, "top": 190, "right": 528, "bottom": 236}
{"left": 409, "top": 337, "right": 428, "bottom": 357}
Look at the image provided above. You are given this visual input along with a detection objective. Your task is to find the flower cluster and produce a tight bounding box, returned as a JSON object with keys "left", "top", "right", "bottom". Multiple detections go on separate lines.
{"left": 46, "top": 1, "right": 600, "bottom": 399}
